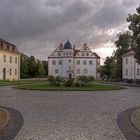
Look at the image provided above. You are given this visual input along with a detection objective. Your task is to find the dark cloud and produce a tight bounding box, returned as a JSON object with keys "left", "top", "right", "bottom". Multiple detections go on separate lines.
{"left": 0, "top": 0, "right": 139, "bottom": 61}
{"left": 91, "top": 4, "right": 127, "bottom": 28}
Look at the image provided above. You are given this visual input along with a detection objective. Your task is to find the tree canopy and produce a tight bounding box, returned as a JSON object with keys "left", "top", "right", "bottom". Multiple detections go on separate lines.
{"left": 127, "top": 4, "right": 140, "bottom": 63}
{"left": 101, "top": 4, "right": 140, "bottom": 80}
{"left": 20, "top": 54, "right": 48, "bottom": 79}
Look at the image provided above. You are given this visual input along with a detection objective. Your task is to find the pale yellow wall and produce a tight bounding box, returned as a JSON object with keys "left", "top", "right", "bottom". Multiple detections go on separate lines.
{"left": 0, "top": 50, "right": 20, "bottom": 81}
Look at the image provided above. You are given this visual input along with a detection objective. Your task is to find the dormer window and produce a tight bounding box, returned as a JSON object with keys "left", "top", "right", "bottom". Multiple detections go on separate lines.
{"left": 58, "top": 53, "right": 61, "bottom": 56}
{"left": 82, "top": 53, "right": 84, "bottom": 56}
{"left": 84, "top": 47, "right": 87, "bottom": 51}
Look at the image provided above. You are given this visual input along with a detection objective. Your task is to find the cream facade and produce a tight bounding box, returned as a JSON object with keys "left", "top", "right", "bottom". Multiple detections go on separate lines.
{"left": 122, "top": 51, "right": 140, "bottom": 80}
{"left": 0, "top": 38, "right": 20, "bottom": 81}
{"left": 48, "top": 40, "right": 100, "bottom": 79}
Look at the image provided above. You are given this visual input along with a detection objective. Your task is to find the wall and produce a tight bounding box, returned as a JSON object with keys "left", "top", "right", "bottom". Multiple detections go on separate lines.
{"left": 0, "top": 50, "right": 20, "bottom": 80}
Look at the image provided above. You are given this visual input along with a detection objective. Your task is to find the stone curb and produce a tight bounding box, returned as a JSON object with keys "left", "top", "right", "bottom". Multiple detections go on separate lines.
{"left": 0, "top": 106, "right": 24, "bottom": 140}
{"left": 0, "top": 108, "right": 10, "bottom": 131}
{"left": 131, "top": 108, "right": 140, "bottom": 133}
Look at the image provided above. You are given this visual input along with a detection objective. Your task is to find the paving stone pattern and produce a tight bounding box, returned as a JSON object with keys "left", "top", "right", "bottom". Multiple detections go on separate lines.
{"left": 0, "top": 87, "right": 140, "bottom": 140}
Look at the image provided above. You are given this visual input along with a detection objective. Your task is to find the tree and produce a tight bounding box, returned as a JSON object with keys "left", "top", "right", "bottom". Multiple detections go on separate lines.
{"left": 20, "top": 54, "right": 30, "bottom": 78}
{"left": 42, "top": 60, "right": 48, "bottom": 76}
{"left": 114, "top": 31, "right": 132, "bottom": 79}
{"left": 28, "top": 56, "right": 37, "bottom": 78}
{"left": 127, "top": 4, "right": 140, "bottom": 63}
{"left": 36, "top": 60, "right": 45, "bottom": 77}
{"left": 103, "top": 56, "right": 115, "bottom": 79}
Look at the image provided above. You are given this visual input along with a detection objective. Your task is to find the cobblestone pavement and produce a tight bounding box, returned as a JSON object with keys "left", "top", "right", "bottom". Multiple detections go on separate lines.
{"left": 0, "top": 86, "right": 140, "bottom": 140}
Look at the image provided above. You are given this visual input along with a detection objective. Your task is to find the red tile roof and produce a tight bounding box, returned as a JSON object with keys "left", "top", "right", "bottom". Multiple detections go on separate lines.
{"left": 0, "top": 38, "right": 19, "bottom": 53}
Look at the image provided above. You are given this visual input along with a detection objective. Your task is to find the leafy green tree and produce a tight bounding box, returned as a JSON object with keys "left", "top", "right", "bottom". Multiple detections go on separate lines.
{"left": 103, "top": 56, "right": 115, "bottom": 79}
{"left": 28, "top": 56, "right": 37, "bottom": 78}
{"left": 20, "top": 54, "right": 30, "bottom": 78}
{"left": 101, "top": 56, "right": 118, "bottom": 80}
{"left": 42, "top": 60, "right": 48, "bottom": 76}
{"left": 127, "top": 4, "right": 140, "bottom": 63}
{"left": 114, "top": 31, "right": 132, "bottom": 79}
{"left": 36, "top": 60, "right": 45, "bottom": 77}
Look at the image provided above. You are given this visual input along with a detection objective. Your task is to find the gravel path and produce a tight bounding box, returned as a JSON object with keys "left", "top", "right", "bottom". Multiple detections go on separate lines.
{"left": 0, "top": 86, "right": 140, "bottom": 140}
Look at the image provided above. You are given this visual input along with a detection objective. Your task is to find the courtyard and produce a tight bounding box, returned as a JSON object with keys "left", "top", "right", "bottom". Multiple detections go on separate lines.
{"left": 0, "top": 86, "right": 140, "bottom": 140}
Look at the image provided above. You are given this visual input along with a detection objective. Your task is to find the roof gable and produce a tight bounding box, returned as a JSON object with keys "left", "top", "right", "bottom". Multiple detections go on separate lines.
{"left": 48, "top": 43, "right": 63, "bottom": 58}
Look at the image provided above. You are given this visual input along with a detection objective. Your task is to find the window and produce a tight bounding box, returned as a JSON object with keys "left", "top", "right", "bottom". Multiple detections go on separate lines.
{"left": 76, "top": 69, "right": 80, "bottom": 74}
{"left": 69, "top": 59, "right": 71, "bottom": 63}
{"left": 58, "top": 60, "right": 62, "bottom": 65}
{"left": 52, "top": 60, "right": 56, "bottom": 65}
{"left": 77, "top": 60, "right": 80, "bottom": 65}
{"left": 126, "top": 58, "right": 128, "bottom": 64}
{"left": 3, "top": 55, "right": 6, "bottom": 62}
{"left": 84, "top": 47, "right": 87, "bottom": 51}
{"left": 84, "top": 69, "right": 88, "bottom": 74}
{"left": 82, "top": 53, "right": 84, "bottom": 56}
{"left": 15, "top": 69, "right": 17, "bottom": 75}
{"left": 126, "top": 69, "right": 128, "bottom": 76}
{"left": 9, "top": 68, "right": 12, "bottom": 76}
{"left": 10, "top": 56, "right": 12, "bottom": 63}
{"left": 86, "top": 53, "right": 89, "bottom": 56}
{"left": 15, "top": 57, "right": 17, "bottom": 64}
{"left": 83, "top": 60, "right": 86, "bottom": 65}
{"left": 55, "top": 69, "right": 58, "bottom": 74}
{"left": 137, "top": 68, "right": 139, "bottom": 76}
{"left": 89, "top": 60, "right": 93, "bottom": 65}
{"left": 58, "top": 53, "right": 61, "bottom": 56}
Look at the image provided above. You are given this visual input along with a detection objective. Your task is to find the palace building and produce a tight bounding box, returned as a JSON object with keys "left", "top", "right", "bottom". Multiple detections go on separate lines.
{"left": 48, "top": 40, "right": 100, "bottom": 79}
{"left": 0, "top": 38, "right": 20, "bottom": 81}
{"left": 122, "top": 50, "right": 140, "bottom": 80}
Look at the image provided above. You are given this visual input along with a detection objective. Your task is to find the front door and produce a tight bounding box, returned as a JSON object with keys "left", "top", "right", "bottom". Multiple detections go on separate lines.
{"left": 3, "top": 68, "right": 6, "bottom": 80}
{"left": 69, "top": 73, "right": 72, "bottom": 79}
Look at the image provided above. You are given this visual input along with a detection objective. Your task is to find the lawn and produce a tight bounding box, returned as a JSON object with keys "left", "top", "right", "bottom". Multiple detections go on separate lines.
{"left": 0, "top": 80, "right": 44, "bottom": 86}
{"left": 15, "top": 82, "right": 124, "bottom": 91}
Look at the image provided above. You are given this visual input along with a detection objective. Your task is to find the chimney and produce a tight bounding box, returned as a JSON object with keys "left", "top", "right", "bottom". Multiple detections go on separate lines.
{"left": 73, "top": 44, "right": 75, "bottom": 50}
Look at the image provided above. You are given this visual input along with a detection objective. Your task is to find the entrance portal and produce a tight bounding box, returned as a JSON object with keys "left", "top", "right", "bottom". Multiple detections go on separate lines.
{"left": 69, "top": 73, "right": 72, "bottom": 79}
{"left": 3, "top": 68, "right": 6, "bottom": 80}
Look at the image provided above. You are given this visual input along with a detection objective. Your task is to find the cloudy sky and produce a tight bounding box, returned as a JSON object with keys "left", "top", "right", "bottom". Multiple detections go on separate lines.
{"left": 0, "top": 0, "right": 139, "bottom": 64}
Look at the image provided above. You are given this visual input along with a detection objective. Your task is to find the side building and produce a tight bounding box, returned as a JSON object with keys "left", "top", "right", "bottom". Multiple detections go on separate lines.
{"left": 0, "top": 38, "right": 20, "bottom": 81}
{"left": 48, "top": 40, "right": 100, "bottom": 79}
{"left": 122, "top": 50, "right": 140, "bottom": 80}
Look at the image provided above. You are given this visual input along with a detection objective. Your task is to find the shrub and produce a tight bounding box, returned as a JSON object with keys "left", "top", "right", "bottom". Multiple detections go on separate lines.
{"left": 55, "top": 76, "right": 64, "bottom": 82}
{"left": 135, "top": 79, "right": 140, "bottom": 84}
{"left": 127, "top": 79, "right": 134, "bottom": 83}
{"left": 77, "top": 75, "right": 95, "bottom": 86}
{"left": 74, "top": 81, "right": 81, "bottom": 87}
{"left": 52, "top": 82, "right": 61, "bottom": 87}
{"left": 63, "top": 78, "right": 74, "bottom": 87}
{"left": 48, "top": 75, "right": 55, "bottom": 83}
